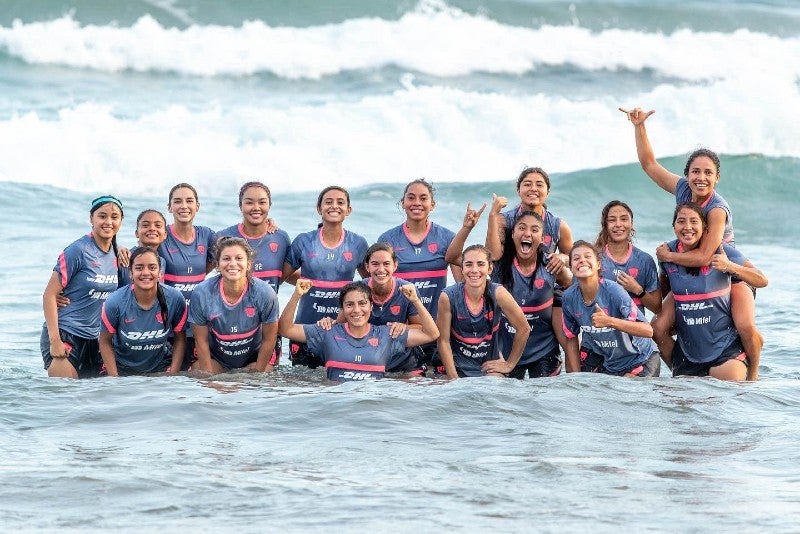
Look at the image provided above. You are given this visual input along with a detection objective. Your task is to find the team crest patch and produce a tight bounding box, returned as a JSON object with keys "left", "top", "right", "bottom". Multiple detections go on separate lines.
{"left": 485, "top": 311, "right": 494, "bottom": 321}
{"left": 245, "top": 307, "right": 256, "bottom": 317}
{"left": 628, "top": 267, "right": 639, "bottom": 278}
{"left": 701, "top": 266, "right": 711, "bottom": 275}
{"left": 343, "top": 252, "right": 353, "bottom": 261}
{"left": 198, "top": 245, "right": 205, "bottom": 254}
{"left": 269, "top": 242, "right": 278, "bottom": 252}
{"left": 155, "top": 312, "right": 164, "bottom": 323}
{"left": 534, "top": 278, "right": 545, "bottom": 289}
{"left": 368, "top": 337, "right": 379, "bottom": 347}
{"left": 390, "top": 305, "right": 401, "bottom": 315}
{"left": 543, "top": 235, "right": 552, "bottom": 245}
{"left": 428, "top": 243, "right": 438, "bottom": 253}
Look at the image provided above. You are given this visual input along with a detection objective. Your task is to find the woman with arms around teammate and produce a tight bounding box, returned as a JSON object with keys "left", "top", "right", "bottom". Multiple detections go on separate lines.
{"left": 100, "top": 247, "right": 188, "bottom": 376}
{"left": 279, "top": 280, "right": 439, "bottom": 382}
{"left": 659, "top": 204, "right": 767, "bottom": 380}
{"left": 621, "top": 107, "right": 762, "bottom": 377}
{"left": 562, "top": 241, "right": 661, "bottom": 377}
{"left": 217, "top": 181, "right": 293, "bottom": 366}
{"left": 595, "top": 200, "right": 661, "bottom": 316}
{"left": 189, "top": 237, "right": 280, "bottom": 374}
{"left": 283, "top": 186, "right": 369, "bottom": 369}
{"left": 41, "top": 195, "right": 125, "bottom": 378}
{"left": 159, "top": 183, "right": 217, "bottom": 369}
{"left": 376, "top": 179, "right": 461, "bottom": 370}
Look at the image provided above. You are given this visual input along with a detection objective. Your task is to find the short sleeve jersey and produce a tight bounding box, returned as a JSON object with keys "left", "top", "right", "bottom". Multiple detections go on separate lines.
{"left": 561, "top": 278, "right": 655, "bottom": 373}
{"left": 158, "top": 224, "right": 216, "bottom": 302}
{"left": 52, "top": 233, "right": 119, "bottom": 338}
{"left": 502, "top": 206, "right": 562, "bottom": 255}
{"left": 442, "top": 282, "right": 502, "bottom": 377}
{"left": 660, "top": 241, "right": 745, "bottom": 364}
{"left": 286, "top": 228, "right": 368, "bottom": 323}
{"left": 101, "top": 284, "right": 187, "bottom": 372}
{"left": 600, "top": 244, "right": 659, "bottom": 315}
{"left": 189, "top": 276, "right": 279, "bottom": 369}
{"left": 216, "top": 224, "right": 291, "bottom": 292}
{"left": 376, "top": 222, "right": 455, "bottom": 318}
{"left": 675, "top": 178, "right": 734, "bottom": 245}
{"left": 303, "top": 323, "right": 409, "bottom": 381}
{"left": 365, "top": 277, "right": 418, "bottom": 326}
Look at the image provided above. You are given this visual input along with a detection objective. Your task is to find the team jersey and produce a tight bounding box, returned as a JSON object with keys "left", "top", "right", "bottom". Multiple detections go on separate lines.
{"left": 492, "top": 257, "right": 558, "bottom": 366}
{"left": 600, "top": 244, "right": 659, "bottom": 314}
{"left": 118, "top": 246, "right": 167, "bottom": 287}
{"left": 376, "top": 222, "right": 455, "bottom": 317}
{"left": 52, "top": 233, "right": 120, "bottom": 339}
{"left": 501, "top": 205, "right": 562, "bottom": 255}
{"left": 158, "top": 224, "right": 216, "bottom": 303}
{"left": 675, "top": 178, "right": 734, "bottom": 245}
{"left": 101, "top": 284, "right": 187, "bottom": 372}
{"left": 303, "top": 323, "right": 409, "bottom": 381}
{"left": 561, "top": 278, "right": 656, "bottom": 374}
{"left": 216, "top": 224, "right": 291, "bottom": 292}
{"left": 660, "top": 241, "right": 746, "bottom": 364}
{"left": 286, "top": 228, "right": 368, "bottom": 323}
{"left": 189, "top": 276, "right": 279, "bottom": 369}
{"left": 365, "top": 276, "right": 418, "bottom": 370}
{"left": 442, "top": 282, "right": 502, "bottom": 377}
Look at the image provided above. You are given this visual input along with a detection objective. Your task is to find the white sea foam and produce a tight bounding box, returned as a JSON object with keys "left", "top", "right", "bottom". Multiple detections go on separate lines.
{"left": 1, "top": 74, "right": 798, "bottom": 195}
{"left": 0, "top": 2, "right": 798, "bottom": 80}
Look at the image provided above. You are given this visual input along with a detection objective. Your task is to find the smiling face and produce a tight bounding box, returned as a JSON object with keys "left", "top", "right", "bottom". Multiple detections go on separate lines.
{"left": 686, "top": 155, "right": 719, "bottom": 199}
{"left": 517, "top": 171, "right": 550, "bottom": 209}
{"left": 130, "top": 250, "right": 160, "bottom": 291}
{"left": 366, "top": 249, "right": 397, "bottom": 288}
{"left": 570, "top": 245, "right": 600, "bottom": 280}
{"left": 240, "top": 185, "right": 271, "bottom": 227}
{"left": 317, "top": 188, "right": 352, "bottom": 224}
{"left": 605, "top": 205, "right": 633, "bottom": 244}
{"left": 168, "top": 186, "right": 199, "bottom": 224}
{"left": 135, "top": 211, "right": 167, "bottom": 248}
{"left": 217, "top": 244, "right": 251, "bottom": 283}
{"left": 511, "top": 214, "right": 543, "bottom": 261}
{"left": 341, "top": 287, "right": 372, "bottom": 329}
{"left": 673, "top": 206, "right": 705, "bottom": 249}
{"left": 461, "top": 248, "right": 492, "bottom": 289}
{"left": 90, "top": 203, "right": 123, "bottom": 241}
{"left": 401, "top": 181, "right": 435, "bottom": 223}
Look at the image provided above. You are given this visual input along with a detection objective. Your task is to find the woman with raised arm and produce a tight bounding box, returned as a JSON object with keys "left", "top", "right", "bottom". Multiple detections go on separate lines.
{"left": 562, "top": 241, "right": 660, "bottom": 377}
{"left": 621, "top": 107, "right": 762, "bottom": 377}
{"left": 595, "top": 200, "right": 661, "bottom": 316}
{"left": 189, "top": 237, "right": 279, "bottom": 374}
{"left": 100, "top": 247, "right": 188, "bottom": 376}
{"left": 41, "top": 195, "right": 125, "bottom": 378}
{"left": 279, "top": 280, "right": 439, "bottom": 382}
{"left": 659, "top": 204, "right": 767, "bottom": 380}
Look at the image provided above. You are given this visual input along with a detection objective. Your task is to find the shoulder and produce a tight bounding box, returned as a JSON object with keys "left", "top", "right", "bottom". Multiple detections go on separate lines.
{"left": 216, "top": 224, "right": 239, "bottom": 238}
{"left": 105, "top": 286, "right": 130, "bottom": 306}
{"left": 377, "top": 225, "right": 403, "bottom": 242}
{"left": 251, "top": 278, "right": 278, "bottom": 299}
{"left": 430, "top": 222, "right": 456, "bottom": 239}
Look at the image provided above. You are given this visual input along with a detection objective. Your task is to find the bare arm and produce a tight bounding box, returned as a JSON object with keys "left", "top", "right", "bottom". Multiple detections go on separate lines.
{"left": 435, "top": 293, "right": 458, "bottom": 379}
{"left": 42, "top": 272, "right": 67, "bottom": 358}
{"left": 620, "top": 107, "right": 680, "bottom": 194}
{"left": 278, "top": 279, "right": 311, "bottom": 342}
{"left": 591, "top": 304, "right": 653, "bottom": 338}
{"left": 712, "top": 256, "right": 768, "bottom": 289}
{"left": 564, "top": 336, "right": 581, "bottom": 373}
{"left": 281, "top": 262, "right": 299, "bottom": 285}
{"left": 191, "top": 324, "right": 215, "bottom": 373}
{"left": 444, "top": 202, "right": 486, "bottom": 265}
{"left": 98, "top": 331, "right": 119, "bottom": 377}
{"left": 481, "top": 287, "right": 530, "bottom": 374}
{"left": 400, "top": 284, "right": 439, "bottom": 347}
{"left": 252, "top": 322, "right": 279, "bottom": 372}
{"left": 169, "top": 330, "right": 187, "bottom": 373}
{"left": 657, "top": 208, "right": 726, "bottom": 267}
{"left": 484, "top": 194, "right": 507, "bottom": 261}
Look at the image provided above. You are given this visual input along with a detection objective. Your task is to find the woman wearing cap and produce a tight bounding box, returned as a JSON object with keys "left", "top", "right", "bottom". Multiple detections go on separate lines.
{"left": 41, "top": 195, "right": 125, "bottom": 378}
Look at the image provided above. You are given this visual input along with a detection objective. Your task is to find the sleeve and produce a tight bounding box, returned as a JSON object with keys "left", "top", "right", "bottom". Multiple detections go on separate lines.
{"left": 54, "top": 244, "right": 82, "bottom": 288}
{"left": 259, "top": 284, "right": 280, "bottom": 324}
{"left": 302, "top": 324, "right": 324, "bottom": 358}
{"left": 188, "top": 285, "right": 207, "bottom": 326}
{"left": 614, "top": 285, "right": 643, "bottom": 323}
{"left": 641, "top": 253, "right": 659, "bottom": 293}
{"left": 100, "top": 296, "right": 119, "bottom": 334}
{"left": 169, "top": 290, "right": 188, "bottom": 332}
{"left": 560, "top": 293, "right": 579, "bottom": 339}
{"left": 723, "top": 244, "right": 747, "bottom": 266}
{"left": 205, "top": 228, "right": 218, "bottom": 264}
{"left": 286, "top": 235, "right": 305, "bottom": 270}
{"left": 392, "top": 329, "right": 410, "bottom": 355}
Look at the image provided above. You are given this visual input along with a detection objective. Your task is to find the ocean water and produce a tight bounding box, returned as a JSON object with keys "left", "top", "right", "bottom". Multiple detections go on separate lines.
{"left": 1, "top": 1, "right": 799, "bottom": 531}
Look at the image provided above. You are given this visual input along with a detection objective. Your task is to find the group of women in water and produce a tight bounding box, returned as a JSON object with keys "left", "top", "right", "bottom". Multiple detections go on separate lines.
{"left": 40, "top": 108, "right": 768, "bottom": 382}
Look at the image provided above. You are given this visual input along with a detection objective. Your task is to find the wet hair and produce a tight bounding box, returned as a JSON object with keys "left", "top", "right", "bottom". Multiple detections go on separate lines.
{"left": 238, "top": 181, "right": 272, "bottom": 207}
{"left": 213, "top": 236, "right": 255, "bottom": 280}
{"left": 168, "top": 182, "right": 199, "bottom": 204}
{"left": 683, "top": 148, "right": 720, "bottom": 176}
{"left": 461, "top": 244, "right": 495, "bottom": 322}
{"left": 90, "top": 195, "right": 124, "bottom": 285}
{"left": 568, "top": 240, "right": 602, "bottom": 270}
{"left": 401, "top": 178, "right": 436, "bottom": 203}
{"left": 497, "top": 211, "right": 546, "bottom": 291}
{"left": 516, "top": 166, "right": 551, "bottom": 192}
{"left": 364, "top": 242, "right": 397, "bottom": 266}
{"left": 339, "top": 281, "right": 372, "bottom": 308}
{"left": 136, "top": 209, "right": 167, "bottom": 227}
{"left": 316, "top": 185, "right": 351, "bottom": 229}
{"left": 129, "top": 246, "right": 169, "bottom": 325}
{"left": 595, "top": 200, "right": 636, "bottom": 249}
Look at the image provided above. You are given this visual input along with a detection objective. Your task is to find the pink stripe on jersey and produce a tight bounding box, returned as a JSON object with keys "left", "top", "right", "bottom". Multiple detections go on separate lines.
{"left": 312, "top": 279, "right": 351, "bottom": 289}
{"left": 173, "top": 306, "right": 188, "bottom": 332}
{"left": 451, "top": 323, "right": 499, "bottom": 345}
{"left": 520, "top": 299, "right": 554, "bottom": 313}
{"left": 254, "top": 269, "right": 281, "bottom": 278}
{"left": 211, "top": 325, "right": 259, "bottom": 341}
{"left": 673, "top": 287, "right": 731, "bottom": 302}
{"left": 325, "top": 361, "right": 385, "bottom": 372}
{"left": 394, "top": 269, "right": 447, "bottom": 279}
{"left": 562, "top": 317, "right": 577, "bottom": 339}
{"left": 57, "top": 251, "right": 69, "bottom": 288}
{"left": 163, "top": 273, "right": 207, "bottom": 283}
{"left": 101, "top": 305, "right": 116, "bottom": 334}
